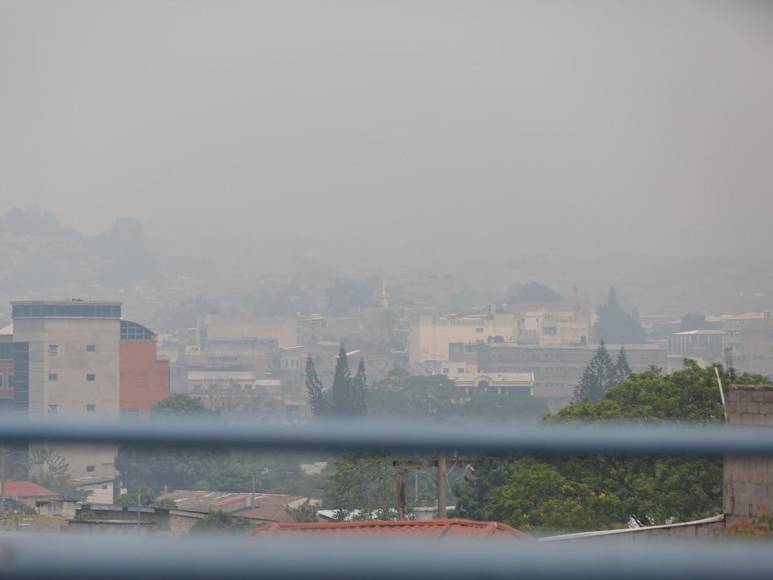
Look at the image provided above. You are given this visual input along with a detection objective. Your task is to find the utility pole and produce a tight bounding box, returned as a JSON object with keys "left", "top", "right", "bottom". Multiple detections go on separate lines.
{"left": 396, "top": 472, "right": 407, "bottom": 519}
{"left": 136, "top": 487, "right": 141, "bottom": 527}
{"left": 437, "top": 451, "right": 447, "bottom": 519}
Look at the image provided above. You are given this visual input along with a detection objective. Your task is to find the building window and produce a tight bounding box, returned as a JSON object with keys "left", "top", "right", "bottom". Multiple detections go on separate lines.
{"left": 48, "top": 344, "right": 59, "bottom": 354}
{"left": 101, "top": 485, "right": 108, "bottom": 490}
{"left": 48, "top": 404, "right": 58, "bottom": 414}
{"left": 86, "top": 374, "right": 96, "bottom": 381}
{"left": 86, "top": 465, "right": 95, "bottom": 473}
{"left": 86, "top": 404, "right": 96, "bottom": 412}
{"left": 86, "top": 344, "right": 96, "bottom": 352}
{"left": 48, "top": 373, "right": 58, "bottom": 381}
{"left": 122, "top": 409, "right": 140, "bottom": 418}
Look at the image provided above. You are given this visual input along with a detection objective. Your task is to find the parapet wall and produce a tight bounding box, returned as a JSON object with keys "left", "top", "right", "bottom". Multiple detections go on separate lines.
{"left": 723, "top": 384, "right": 773, "bottom": 530}
{"left": 541, "top": 515, "right": 725, "bottom": 543}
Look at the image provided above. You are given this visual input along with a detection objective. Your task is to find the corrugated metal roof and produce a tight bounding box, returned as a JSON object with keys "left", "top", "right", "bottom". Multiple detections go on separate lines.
{"left": 158, "top": 490, "right": 306, "bottom": 519}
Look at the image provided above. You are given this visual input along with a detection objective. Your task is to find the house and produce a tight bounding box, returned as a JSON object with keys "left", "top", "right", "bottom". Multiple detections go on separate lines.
{"left": 251, "top": 518, "right": 531, "bottom": 539}
{"left": 0, "top": 480, "right": 61, "bottom": 507}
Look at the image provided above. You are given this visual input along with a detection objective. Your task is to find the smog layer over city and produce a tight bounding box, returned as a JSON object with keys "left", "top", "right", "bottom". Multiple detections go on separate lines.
{"left": 0, "top": 0, "right": 772, "bottom": 564}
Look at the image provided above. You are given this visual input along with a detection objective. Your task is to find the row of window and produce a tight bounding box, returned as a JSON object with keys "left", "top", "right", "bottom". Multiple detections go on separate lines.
{"left": 48, "top": 373, "right": 96, "bottom": 381}
{"left": 48, "top": 404, "right": 97, "bottom": 413}
{"left": 13, "top": 304, "right": 121, "bottom": 319}
{"left": 48, "top": 344, "right": 97, "bottom": 354}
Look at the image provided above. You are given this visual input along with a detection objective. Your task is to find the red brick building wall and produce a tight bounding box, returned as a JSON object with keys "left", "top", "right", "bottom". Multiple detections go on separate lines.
{"left": 120, "top": 341, "right": 169, "bottom": 416}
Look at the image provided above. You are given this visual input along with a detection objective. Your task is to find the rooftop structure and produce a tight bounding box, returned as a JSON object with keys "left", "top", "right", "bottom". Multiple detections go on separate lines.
{"left": 158, "top": 490, "right": 310, "bottom": 523}
{"left": 251, "top": 518, "right": 531, "bottom": 539}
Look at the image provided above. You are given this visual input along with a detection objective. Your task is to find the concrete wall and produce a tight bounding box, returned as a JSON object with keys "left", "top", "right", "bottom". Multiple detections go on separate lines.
{"left": 12, "top": 317, "right": 121, "bottom": 417}
{"left": 12, "top": 315, "right": 120, "bottom": 481}
{"left": 542, "top": 515, "right": 726, "bottom": 543}
{"left": 723, "top": 384, "right": 773, "bottom": 531}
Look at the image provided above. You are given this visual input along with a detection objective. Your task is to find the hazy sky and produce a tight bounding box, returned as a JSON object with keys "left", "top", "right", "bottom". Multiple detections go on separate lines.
{"left": 1, "top": 0, "right": 772, "bottom": 266}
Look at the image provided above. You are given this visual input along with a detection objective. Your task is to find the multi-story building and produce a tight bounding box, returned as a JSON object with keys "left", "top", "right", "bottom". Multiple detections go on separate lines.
{"left": 718, "top": 312, "right": 773, "bottom": 375}
{"left": 409, "top": 303, "right": 593, "bottom": 372}
{"left": 508, "top": 299, "right": 592, "bottom": 347}
{"left": 667, "top": 330, "right": 725, "bottom": 361}
{"left": 450, "top": 341, "right": 667, "bottom": 408}
{"left": 10, "top": 300, "right": 122, "bottom": 493}
{"left": 409, "top": 314, "right": 517, "bottom": 369}
{"left": 3, "top": 300, "right": 169, "bottom": 502}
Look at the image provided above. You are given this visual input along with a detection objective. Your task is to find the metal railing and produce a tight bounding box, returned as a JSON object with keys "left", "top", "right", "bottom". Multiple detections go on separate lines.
{"left": 1, "top": 417, "right": 772, "bottom": 579}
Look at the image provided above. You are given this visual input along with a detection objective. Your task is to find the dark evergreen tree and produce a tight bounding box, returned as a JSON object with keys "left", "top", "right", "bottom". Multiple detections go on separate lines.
{"left": 305, "top": 354, "right": 328, "bottom": 416}
{"left": 593, "top": 286, "right": 646, "bottom": 344}
{"left": 352, "top": 358, "right": 368, "bottom": 416}
{"left": 573, "top": 342, "right": 616, "bottom": 402}
{"left": 331, "top": 343, "right": 356, "bottom": 415}
{"left": 613, "top": 346, "right": 632, "bottom": 385}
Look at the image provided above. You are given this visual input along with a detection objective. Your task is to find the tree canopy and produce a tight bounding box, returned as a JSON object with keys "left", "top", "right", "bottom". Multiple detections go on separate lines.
{"left": 454, "top": 362, "right": 770, "bottom": 535}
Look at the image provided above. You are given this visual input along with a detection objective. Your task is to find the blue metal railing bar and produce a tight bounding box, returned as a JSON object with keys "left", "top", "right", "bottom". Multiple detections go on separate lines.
{"left": 0, "top": 535, "right": 771, "bottom": 580}
{"left": 0, "top": 416, "right": 770, "bottom": 455}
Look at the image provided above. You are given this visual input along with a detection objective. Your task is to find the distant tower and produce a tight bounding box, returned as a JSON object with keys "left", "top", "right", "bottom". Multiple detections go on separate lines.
{"left": 380, "top": 281, "right": 389, "bottom": 309}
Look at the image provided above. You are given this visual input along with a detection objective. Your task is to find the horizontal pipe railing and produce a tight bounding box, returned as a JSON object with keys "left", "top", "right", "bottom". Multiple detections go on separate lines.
{"left": 0, "top": 536, "right": 771, "bottom": 580}
{"left": 0, "top": 416, "right": 770, "bottom": 455}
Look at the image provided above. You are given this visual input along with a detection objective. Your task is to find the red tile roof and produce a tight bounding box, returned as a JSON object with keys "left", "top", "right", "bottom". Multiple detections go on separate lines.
{"left": 251, "top": 518, "right": 531, "bottom": 539}
{"left": 1, "top": 480, "right": 60, "bottom": 498}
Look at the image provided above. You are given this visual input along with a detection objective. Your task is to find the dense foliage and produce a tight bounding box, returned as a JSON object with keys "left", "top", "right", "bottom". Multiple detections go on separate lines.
{"left": 117, "top": 396, "right": 326, "bottom": 498}
{"left": 454, "top": 362, "right": 769, "bottom": 535}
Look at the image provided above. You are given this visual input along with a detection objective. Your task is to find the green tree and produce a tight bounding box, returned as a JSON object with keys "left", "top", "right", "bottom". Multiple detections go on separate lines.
{"left": 612, "top": 346, "right": 632, "bottom": 385}
{"left": 322, "top": 451, "right": 399, "bottom": 518}
{"left": 288, "top": 499, "right": 319, "bottom": 522}
{"left": 483, "top": 458, "right": 623, "bottom": 533}
{"left": 331, "top": 344, "right": 356, "bottom": 416}
{"left": 573, "top": 342, "right": 616, "bottom": 403}
{"left": 117, "top": 484, "right": 158, "bottom": 508}
{"left": 455, "top": 362, "right": 770, "bottom": 534}
{"left": 305, "top": 355, "right": 328, "bottom": 417}
{"left": 151, "top": 394, "right": 217, "bottom": 418}
{"left": 593, "top": 286, "right": 646, "bottom": 344}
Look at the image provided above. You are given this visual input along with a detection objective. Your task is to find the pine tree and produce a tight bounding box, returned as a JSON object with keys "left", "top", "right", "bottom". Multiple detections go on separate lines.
{"left": 305, "top": 354, "right": 328, "bottom": 416}
{"left": 331, "top": 343, "right": 355, "bottom": 415}
{"left": 573, "top": 342, "right": 616, "bottom": 403}
{"left": 593, "top": 286, "right": 646, "bottom": 344}
{"left": 613, "top": 346, "right": 632, "bottom": 385}
{"left": 352, "top": 358, "right": 368, "bottom": 416}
